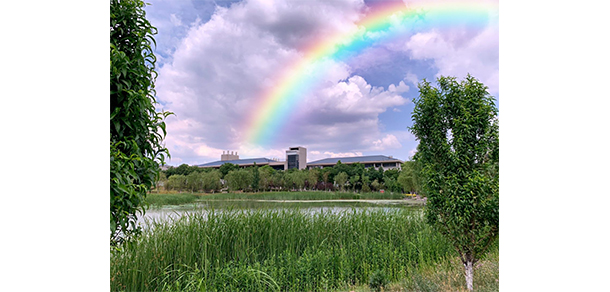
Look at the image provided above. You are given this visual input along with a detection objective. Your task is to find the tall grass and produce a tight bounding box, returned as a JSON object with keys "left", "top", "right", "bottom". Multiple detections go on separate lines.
{"left": 144, "top": 193, "right": 199, "bottom": 207}
{"left": 199, "top": 191, "right": 406, "bottom": 201}
{"left": 111, "top": 208, "right": 455, "bottom": 291}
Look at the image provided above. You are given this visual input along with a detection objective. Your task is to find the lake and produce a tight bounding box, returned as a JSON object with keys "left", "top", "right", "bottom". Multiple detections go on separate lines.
{"left": 137, "top": 199, "right": 423, "bottom": 229}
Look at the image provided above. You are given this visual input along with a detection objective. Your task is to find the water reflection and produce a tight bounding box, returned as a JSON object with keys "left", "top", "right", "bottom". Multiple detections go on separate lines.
{"left": 137, "top": 200, "right": 423, "bottom": 230}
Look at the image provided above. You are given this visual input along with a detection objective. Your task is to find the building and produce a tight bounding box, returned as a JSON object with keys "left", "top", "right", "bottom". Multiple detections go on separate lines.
{"left": 286, "top": 146, "right": 307, "bottom": 170}
{"left": 307, "top": 155, "right": 403, "bottom": 170}
{"left": 197, "top": 146, "right": 402, "bottom": 170}
{"left": 198, "top": 156, "right": 286, "bottom": 170}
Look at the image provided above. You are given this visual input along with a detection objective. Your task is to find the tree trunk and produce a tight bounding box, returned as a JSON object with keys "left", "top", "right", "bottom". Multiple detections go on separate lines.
{"left": 464, "top": 260, "right": 474, "bottom": 291}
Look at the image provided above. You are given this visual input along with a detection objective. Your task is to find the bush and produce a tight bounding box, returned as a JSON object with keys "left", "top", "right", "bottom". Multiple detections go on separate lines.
{"left": 369, "top": 269, "right": 389, "bottom": 292}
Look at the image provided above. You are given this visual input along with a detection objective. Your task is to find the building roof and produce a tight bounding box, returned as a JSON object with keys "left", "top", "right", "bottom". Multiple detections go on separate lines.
{"left": 198, "top": 157, "right": 281, "bottom": 167}
{"left": 307, "top": 155, "right": 403, "bottom": 165}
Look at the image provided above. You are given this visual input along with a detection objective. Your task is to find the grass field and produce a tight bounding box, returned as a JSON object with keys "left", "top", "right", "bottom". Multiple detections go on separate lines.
{"left": 111, "top": 207, "right": 498, "bottom": 291}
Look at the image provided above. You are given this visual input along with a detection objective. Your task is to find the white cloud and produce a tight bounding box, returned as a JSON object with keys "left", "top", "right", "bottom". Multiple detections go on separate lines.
{"left": 169, "top": 14, "right": 182, "bottom": 26}
{"left": 404, "top": 10, "right": 499, "bottom": 95}
{"left": 404, "top": 72, "right": 419, "bottom": 86}
{"left": 150, "top": 0, "right": 498, "bottom": 165}
{"left": 369, "top": 134, "right": 402, "bottom": 151}
{"left": 155, "top": 0, "right": 410, "bottom": 165}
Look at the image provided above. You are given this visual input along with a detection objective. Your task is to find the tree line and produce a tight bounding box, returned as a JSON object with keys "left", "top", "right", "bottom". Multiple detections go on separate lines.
{"left": 157, "top": 160, "right": 423, "bottom": 194}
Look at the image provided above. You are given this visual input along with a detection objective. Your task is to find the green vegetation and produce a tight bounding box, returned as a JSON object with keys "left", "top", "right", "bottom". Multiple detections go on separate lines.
{"left": 410, "top": 74, "right": 499, "bottom": 291}
{"left": 143, "top": 191, "right": 411, "bottom": 208}
{"left": 199, "top": 191, "right": 406, "bottom": 201}
{"left": 111, "top": 208, "right": 458, "bottom": 291}
{"left": 110, "top": 0, "right": 171, "bottom": 245}
{"left": 144, "top": 193, "right": 199, "bottom": 207}
{"left": 159, "top": 159, "right": 421, "bottom": 195}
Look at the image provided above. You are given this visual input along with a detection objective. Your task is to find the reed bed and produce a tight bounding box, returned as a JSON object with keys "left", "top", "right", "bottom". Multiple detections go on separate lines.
{"left": 191, "top": 191, "right": 405, "bottom": 201}
{"left": 111, "top": 208, "right": 455, "bottom": 291}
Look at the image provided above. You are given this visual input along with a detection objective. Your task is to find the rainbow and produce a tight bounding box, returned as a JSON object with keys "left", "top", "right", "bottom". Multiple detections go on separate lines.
{"left": 243, "top": 0, "right": 498, "bottom": 146}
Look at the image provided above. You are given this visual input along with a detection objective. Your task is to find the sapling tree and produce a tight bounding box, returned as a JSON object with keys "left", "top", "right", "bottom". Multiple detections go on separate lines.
{"left": 410, "top": 75, "right": 499, "bottom": 291}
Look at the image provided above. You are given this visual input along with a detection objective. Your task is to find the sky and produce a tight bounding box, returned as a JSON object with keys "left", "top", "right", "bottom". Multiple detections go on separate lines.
{"left": 144, "top": 0, "right": 499, "bottom": 166}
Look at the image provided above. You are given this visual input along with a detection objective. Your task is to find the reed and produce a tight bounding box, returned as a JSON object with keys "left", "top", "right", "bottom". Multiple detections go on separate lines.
{"left": 144, "top": 193, "right": 199, "bottom": 207}
{"left": 192, "top": 191, "right": 405, "bottom": 201}
{"left": 111, "top": 208, "right": 458, "bottom": 291}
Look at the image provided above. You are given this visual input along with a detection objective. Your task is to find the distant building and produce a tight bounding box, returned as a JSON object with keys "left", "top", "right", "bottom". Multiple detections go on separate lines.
{"left": 307, "top": 155, "right": 403, "bottom": 170}
{"left": 197, "top": 146, "right": 402, "bottom": 171}
{"left": 198, "top": 157, "right": 285, "bottom": 170}
{"left": 286, "top": 146, "right": 307, "bottom": 170}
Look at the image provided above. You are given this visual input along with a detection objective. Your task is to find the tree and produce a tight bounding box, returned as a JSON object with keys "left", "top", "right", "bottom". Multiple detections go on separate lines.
{"left": 202, "top": 170, "right": 221, "bottom": 193}
{"left": 225, "top": 169, "right": 253, "bottom": 192}
{"left": 251, "top": 163, "right": 260, "bottom": 192}
{"left": 110, "top": 0, "right": 171, "bottom": 246}
{"left": 259, "top": 165, "right": 275, "bottom": 191}
{"left": 335, "top": 172, "right": 348, "bottom": 192}
{"left": 306, "top": 168, "right": 320, "bottom": 190}
{"left": 186, "top": 171, "right": 203, "bottom": 193}
{"left": 398, "top": 161, "right": 420, "bottom": 194}
{"left": 350, "top": 174, "right": 360, "bottom": 192}
{"left": 410, "top": 75, "right": 499, "bottom": 291}
{"left": 167, "top": 174, "right": 186, "bottom": 192}
{"left": 361, "top": 175, "right": 371, "bottom": 193}
{"left": 155, "top": 172, "right": 167, "bottom": 192}
{"left": 219, "top": 163, "right": 239, "bottom": 179}
{"left": 370, "top": 179, "right": 380, "bottom": 192}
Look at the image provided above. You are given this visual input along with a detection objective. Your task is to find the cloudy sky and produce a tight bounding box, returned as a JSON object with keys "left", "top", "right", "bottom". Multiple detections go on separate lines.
{"left": 144, "top": 0, "right": 499, "bottom": 166}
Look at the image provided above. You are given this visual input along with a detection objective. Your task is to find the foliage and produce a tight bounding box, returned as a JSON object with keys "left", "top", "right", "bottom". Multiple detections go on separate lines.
{"left": 334, "top": 172, "right": 348, "bottom": 191}
{"left": 285, "top": 170, "right": 307, "bottom": 190}
{"left": 167, "top": 174, "right": 187, "bottom": 192}
{"left": 225, "top": 169, "right": 254, "bottom": 191}
{"left": 164, "top": 164, "right": 203, "bottom": 177}
{"left": 306, "top": 168, "right": 320, "bottom": 190}
{"left": 110, "top": 0, "right": 170, "bottom": 245}
{"left": 371, "top": 179, "right": 380, "bottom": 192}
{"left": 258, "top": 165, "right": 276, "bottom": 191}
{"left": 398, "top": 161, "right": 421, "bottom": 194}
{"left": 251, "top": 163, "right": 260, "bottom": 191}
{"left": 186, "top": 171, "right": 203, "bottom": 193}
{"left": 145, "top": 193, "right": 199, "bottom": 207}
{"left": 369, "top": 269, "right": 389, "bottom": 292}
{"left": 410, "top": 74, "right": 499, "bottom": 291}
{"left": 219, "top": 163, "right": 240, "bottom": 179}
{"left": 202, "top": 170, "right": 222, "bottom": 192}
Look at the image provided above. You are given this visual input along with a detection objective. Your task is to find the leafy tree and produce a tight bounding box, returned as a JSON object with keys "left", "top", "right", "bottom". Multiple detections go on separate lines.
{"left": 398, "top": 161, "right": 420, "bottom": 194}
{"left": 186, "top": 171, "right": 203, "bottom": 193}
{"left": 410, "top": 75, "right": 499, "bottom": 291}
{"left": 155, "top": 172, "right": 167, "bottom": 192}
{"left": 167, "top": 175, "right": 186, "bottom": 192}
{"left": 110, "top": 0, "right": 171, "bottom": 245}
{"left": 335, "top": 172, "right": 348, "bottom": 192}
{"left": 371, "top": 179, "right": 380, "bottom": 192}
{"left": 306, "top": 168, "right": 319, "bottom": 190}
{"left": 225, "top": 169, "right": 253, "bottom": 191}
{"left": 383, "top": 169, "right": 400, "bottom": 182}
{"left": 259, "top": 165, "right": 276, "bottom": 191}
{"left": 272, "top": 171, "right": 285, "bottom": 190}
{"left": 174, "top": 164, "right": 192, "bottom": 176}
{"left": 202, "top": 170, "right": 221, "bottom": 193}
{"left": 288, "top": 170, "right": 307, "bottom": 191}
{"left": 361, "top": 175, "right": 371, "bottom": 193}
{"left": 251, "top": 163, "right": 260, "bottom": 192}
{"left": 383, "top": 177, "right": 400, "bottom": 193}
{"left": 350, "top": 174, "right": 360, "bottom": 192}
{"left": 219, "top": 163, "right": 239, "bottom": 179}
